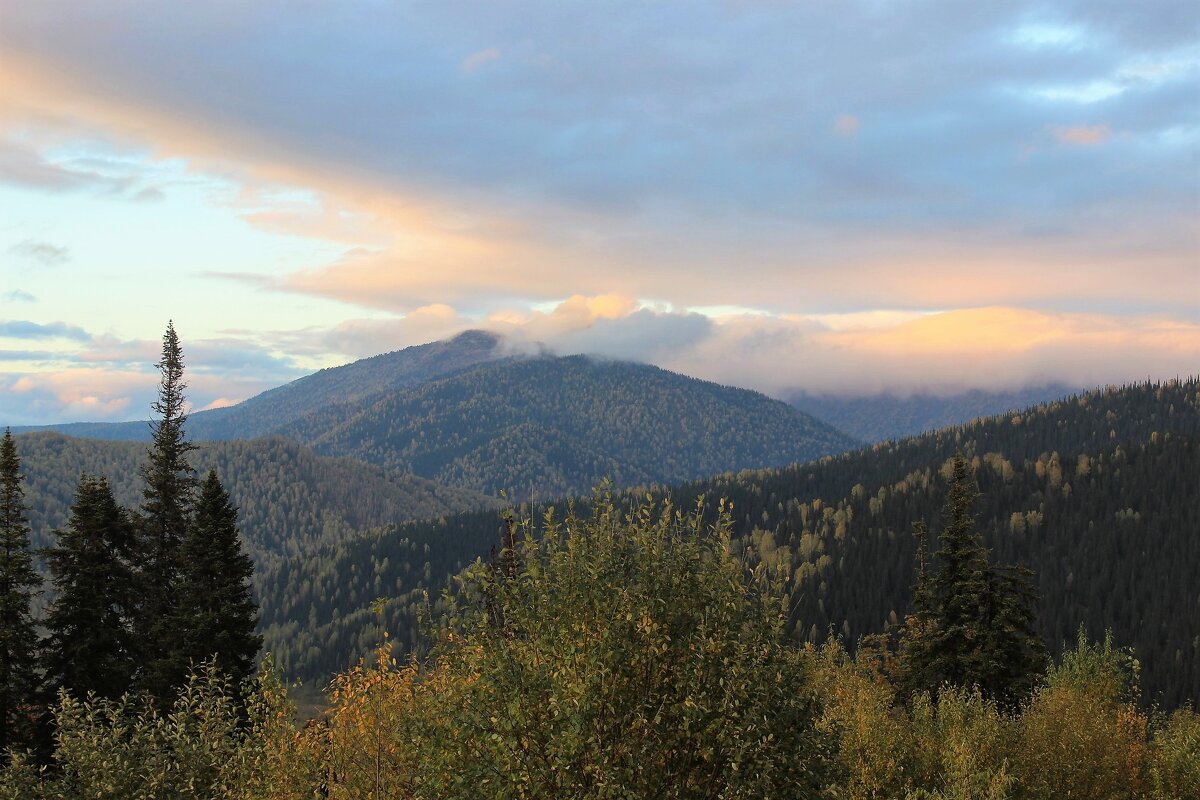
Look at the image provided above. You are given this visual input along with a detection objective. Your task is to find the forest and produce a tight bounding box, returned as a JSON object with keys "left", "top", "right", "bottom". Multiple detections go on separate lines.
{"left": 13, "top": 433, "right": 492, "bottom": 574}
{"left": 0, "top": 326, "right": 1196, "bottom": 797}
{"left": 2, "top": 491, "right": 1197, "bottom": 798}
{"left": 257, "top": 379, "right": 1200, "bottom": 709}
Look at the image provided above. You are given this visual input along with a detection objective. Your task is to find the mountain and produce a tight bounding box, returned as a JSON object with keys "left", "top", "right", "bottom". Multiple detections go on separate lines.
{"left": 789, "top": 384, "right": 1078, "bottom": 443}
{"left": 14, "top": 432, "right": 494, "bottom": 570}
{"left": 257, "top": 379, "right": 1200, "bottom": 709}
{"left": 14, "top": 332, "right": 857, "bottom": 500}
{"left": 11, "top": 330, "right": 505, "bottom": 442}
{"left": 282, "top": 355, "right": 859, "bottom": 498}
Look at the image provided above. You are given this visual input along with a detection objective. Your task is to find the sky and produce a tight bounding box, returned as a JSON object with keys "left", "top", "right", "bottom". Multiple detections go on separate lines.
{"left": 1, "top": 0, "right": 1197, "bottom": 425}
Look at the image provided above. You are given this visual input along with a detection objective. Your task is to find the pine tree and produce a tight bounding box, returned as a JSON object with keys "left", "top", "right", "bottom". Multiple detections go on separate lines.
{"left": 43, "top": 475, "right": 137, "bottom": 702}
{"left": 0, "top": 430, "right": 41, "bottom": 757}
{"left": 901, "top": 454, "right": 1045, "bottom": 705}
{"left": 135, "top": 321, "right": 198, "bottom": 702}
{"left": 175, "top": 470, "right": 261, "bottom": 689}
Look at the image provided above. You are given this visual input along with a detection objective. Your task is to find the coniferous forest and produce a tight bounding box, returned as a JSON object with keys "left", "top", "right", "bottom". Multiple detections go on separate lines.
{"left": 254, "top": 377, "right": 1200, "bottom": 710}
{"left": 0, "top": 326, "right": 1197, "bottom": 798}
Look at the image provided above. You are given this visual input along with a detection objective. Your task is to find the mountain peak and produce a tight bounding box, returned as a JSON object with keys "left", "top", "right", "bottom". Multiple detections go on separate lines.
{"left": 448, "top": 328, "right": 502, "bottom": 347}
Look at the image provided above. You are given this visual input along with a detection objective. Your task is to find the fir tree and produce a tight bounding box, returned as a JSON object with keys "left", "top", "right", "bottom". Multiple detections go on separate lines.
{"left": 43, "top": 476, "right": 137, "bottom": 702}
{"left": 0, "top": 430, "right": 41, "bottom": 757}
{"left": 901, "top": 454, "right": 1045, "bottom": 705}
{"left": 175, "top": 470, "right": 261, "bottom": 689}
{"left": 135, "top": 321, "right": 198, "bottom": 702}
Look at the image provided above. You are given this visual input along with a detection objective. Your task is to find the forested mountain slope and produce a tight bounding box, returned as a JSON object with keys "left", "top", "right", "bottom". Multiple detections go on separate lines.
{"left": 259, "top": 380, "right": 1200, "bottom": 709}
{"left": 11, "top": 330, "right": 504, "bottom": 442}
{"left": 789, "top": 384, "right": 1077, "bottom": 442}
{"left": 284, "top": 355, "right": 858, "bottom": 498}
{"left": 14, "top": 432, "right": 493, "bottom": 568}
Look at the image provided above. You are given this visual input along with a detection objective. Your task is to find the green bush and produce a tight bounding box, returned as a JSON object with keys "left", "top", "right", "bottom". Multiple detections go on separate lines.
{"left": 415, "top": 493, "right": 834, "bottom": 799}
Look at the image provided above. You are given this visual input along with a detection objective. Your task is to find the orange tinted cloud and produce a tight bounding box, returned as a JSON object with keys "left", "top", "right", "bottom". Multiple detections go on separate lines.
{"left": 313, "top": 300, "right": 1200, "bottom": 397}
{"left": 461, "top": 47, "right": 502, "bottom": 72}
{"left": 667, "top": 307, "right": 1200, "bottom": 395}
{"left": 1, "top": 48, "right": 1194, "bottom": 318}
{"left": 1050, "top": 124, "right": 1111, "bottom": 145}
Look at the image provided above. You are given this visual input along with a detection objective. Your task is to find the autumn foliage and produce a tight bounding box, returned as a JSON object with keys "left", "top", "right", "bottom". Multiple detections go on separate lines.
{"left": 1, "top": 496, "right": 1196, "bottom": 798}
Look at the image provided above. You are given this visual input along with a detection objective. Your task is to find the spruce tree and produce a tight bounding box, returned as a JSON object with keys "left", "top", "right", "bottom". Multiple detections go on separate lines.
{"left": 901, "top": 454, "right": 1046, "bottom": 705}
{"left": 43, "top": 475, "right": 137, "bottom": 701}
{"left": 135, "top": 321, "right": 198, "bottom": 702}
{"left": 0, "top": 429, "right": 41, "bottom": 757}
{"left": 175, "top": 470, "right": 261, "bottom": 689}
{"left": 925, "top": 455, "right": 991, "bottom": 689}
{"left": 980, "top": 563, "right": 1046, "bottom": 702}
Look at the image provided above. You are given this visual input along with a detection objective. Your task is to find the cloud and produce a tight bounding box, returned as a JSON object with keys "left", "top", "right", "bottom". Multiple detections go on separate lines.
{"left": 834, "top": 114, "right": 860, "bottom": 137}
{"left": 305, "top": 296, "right": 1200, "bottom": 398}
{"left": 0, "top": 368, "right": 146, "bottom": 425}
{"left": 461, "top": 47, "right": 502, "bottom": 72}
{"left": 2, "top": 290, "right": 37, "bottom": 303}
{"left": 0, "top": 0, "right": 1195, "bottom": 427}
{"left": 519, "top": 304, "right": 1200, "bottom": 398}
{"left": 1050, "top": 123, "right": 1111, "bottom": 145}
{"left": 0, "top": 0, "right": 1193, "bottom": 321}
{"left": 320, "top": 304, "right": 470, "bottom": 357}
{"left": 0, "top": 140, "right": 105, "bottom": 192}
{"left": 0, "top": 320, "right": 90, "bottom": 341}
{"left": 0, "top": 138, "right": 152, "bottom": 197}
{"left": 0, "top": 349, "right": 54, "bottom": 361}
{"left": 8, "top": 239, "right": 70, "bottom": 267}
{"left": 0, "top": 350, "right": 297, "bottom": 426}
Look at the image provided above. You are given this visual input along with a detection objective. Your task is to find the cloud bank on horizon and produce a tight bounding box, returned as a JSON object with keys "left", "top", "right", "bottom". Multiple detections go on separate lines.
{"left": 0, "top": 0, "right": 1196, "bottom": 424}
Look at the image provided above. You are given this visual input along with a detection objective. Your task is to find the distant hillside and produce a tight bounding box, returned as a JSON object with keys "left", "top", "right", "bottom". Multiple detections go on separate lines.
{"left": 14, "top": 432, "right": 494, "bottom": 570}
{"left": 11, "top": 330, "right": 504, "bottom": 442}
{"left": 258, "top": 380, "right": 1200, "bottom": 709}
{"left": 12, "top": 332, "right": 857, "bottom": 500}
{"left": 789, "top": 384, "right": 1077, "bottom": 443}
{"left": 284, "top": 355, "right": 859, "bottom": 498}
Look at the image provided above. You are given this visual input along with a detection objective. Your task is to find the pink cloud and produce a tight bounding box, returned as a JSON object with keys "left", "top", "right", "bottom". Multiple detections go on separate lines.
{"left": 461, "top": 47, "right": 502, "bottom": 73}
{"left": 834, "top": 114, "right": 860, "bottom": 137}
{"left": 1049, "top": 124, "right": 1111, "bottom": 146}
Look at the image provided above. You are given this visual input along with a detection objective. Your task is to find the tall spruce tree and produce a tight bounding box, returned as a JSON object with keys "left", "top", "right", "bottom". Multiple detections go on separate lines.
{"left": 136, "top": 321, "right": 198, "bottom": 702}
{"left": 0, "top": 430, "right": 41, "bottom": 757}
{"left": 43, "top": 475, "right": 137, "bottom": 702}
{"left": 174, "top": 470, "right": 261, "bottom": 689}
{"left": 901, "top": 454, "right": 1046, "bottom": 705}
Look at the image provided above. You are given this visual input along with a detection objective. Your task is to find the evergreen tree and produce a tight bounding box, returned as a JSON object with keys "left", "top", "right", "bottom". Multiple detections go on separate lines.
{"left": 0, "top": 430, "right": 41, "bottom": 757}
{"left": 899, "top": 519, "right": 940, "bottom": 694}
{"left": 43, "top": 476, "right": 137, "bottom": 702}
{"left": 980, "top": 563, "right": 1046, "bottom": 702}
{"left": 901, "top": 454, "right": 1045, "bottom": 705}
{"left": 926, "top": 455, "right": 991, "bottom": 689}
{"left": 135, "top": 321, "right": 198, "bottom": 702}
{"left": 175, "top": 470, "right": 261, "bottom": 689}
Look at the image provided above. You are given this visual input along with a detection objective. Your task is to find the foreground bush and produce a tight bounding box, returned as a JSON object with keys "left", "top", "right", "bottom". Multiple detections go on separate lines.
{"left": 813, "top": 632, "right": 1199, "bottom": 800}
{"left": 0, "top": 663, "right": 302, "bottom": 800}
{"left": 411, "top": 495, "right": 834, "bottom": 798}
